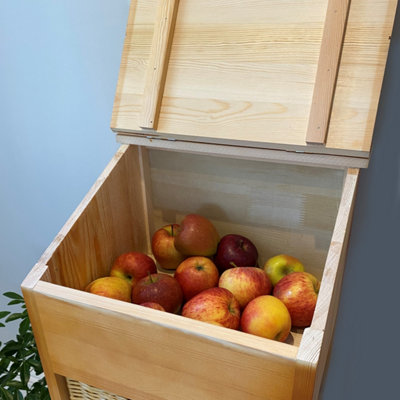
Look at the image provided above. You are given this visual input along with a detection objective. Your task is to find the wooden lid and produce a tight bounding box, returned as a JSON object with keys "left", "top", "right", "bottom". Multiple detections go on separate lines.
{"left": 111, "top": 0, "right": 397, "bottom": 164}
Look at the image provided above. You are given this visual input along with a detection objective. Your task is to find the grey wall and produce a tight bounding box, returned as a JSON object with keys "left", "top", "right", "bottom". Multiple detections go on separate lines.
{"left": 320, "top": 4, "right": 400, "bottom": 399}
{"left": 1, "top": 1, "right": 399, "bottom": 399}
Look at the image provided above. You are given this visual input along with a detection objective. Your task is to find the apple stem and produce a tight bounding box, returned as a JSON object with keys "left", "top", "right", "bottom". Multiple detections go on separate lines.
{"left": 171, "top": 224, "right": 174, "bottom": 236}
{"left": 147, "top": 271, "right": 154, "bottom": 283}
{"left": 229, "top": 262, "right": 239, "bottom": 268}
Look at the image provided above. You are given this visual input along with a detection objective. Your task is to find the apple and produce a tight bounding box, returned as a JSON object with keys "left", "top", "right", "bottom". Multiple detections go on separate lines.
{"left": 241, "top": 295, "right": 291, "bottom": 342}
{"left": 85, "top": 276, "right": 131, "bottom": 302}
{"left": 140, "top": 302, "right": 166, "bottom": 311}
{"left": 132, "top": 273, "right": 183, "bottom": 314}
{"left": 110, "top": 252, "right": 157, "bottom": 286}
{"left": 214, "top": 234, "right": 258, "bottom": 272}
{"left": 218, "top": 267, "right": 272, "bottom": 309}
{"left": 263, "top": 254, "right": 305, "bottom": 286}
{"left": 181, "top": 287, "right": 240, "bottom": 329}
{"left": 174, "top": 256, "right": 219, "bottom": 301}
{"left": 273, "top": 272, "right": 320, "bottom": 327}
{"left": 151, "top": 224, "right": 186, "bottom": 270}
{"left": 174, "top": 214, "right": 220, "bottom": 257}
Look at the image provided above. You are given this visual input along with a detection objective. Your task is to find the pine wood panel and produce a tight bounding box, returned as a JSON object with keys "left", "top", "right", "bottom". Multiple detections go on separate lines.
{"left": 293, "top": 168, "right": 359, "bottom": 399}
{"left": 111, "top": 0, "right": 397, "bottom": 158}
{"left": 33, "top": 281, "right": 298, "bottom": 400}
{"left": 147, "top": 149, "right": 345, "bottom": 280}
{"left": 42, "top": 145, "right": 150, "bottom": 290}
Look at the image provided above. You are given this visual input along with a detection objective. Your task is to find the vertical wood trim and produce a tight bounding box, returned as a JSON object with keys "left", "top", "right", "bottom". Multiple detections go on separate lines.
{"left": 293, "top": 168, "right": 359, "bottom": 399}
{"left": 139, "top": 0, "right": 180, "bottom": 130}
{"left": 292, "top": 328, "right": 323, "bottom": 400}
{"left": 306, "top": 0, "right": 351, "bottom": 144}
{"left": 137, "top": 146, "right": 155, "bottom": 254}
{"left": 22, "top": 268, "right": 70, "bottom": 400}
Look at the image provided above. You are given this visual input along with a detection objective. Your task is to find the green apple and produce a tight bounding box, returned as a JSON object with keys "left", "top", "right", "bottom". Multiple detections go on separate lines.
{"left": 263, "top": 254, "right": 304, "bottom": 286}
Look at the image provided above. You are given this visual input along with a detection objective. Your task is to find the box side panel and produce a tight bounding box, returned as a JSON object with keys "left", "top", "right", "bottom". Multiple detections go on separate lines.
{"left": 32, "top": 285, "right": 297, "bottom": 400}
{"left": 293, "top": 168, "right": 359, "bottom": 399}
{"left": 147, "top": 149, "right": 345, "bottom": 281}
{"left": 44, "top": 145, "right": 151, "bottom": 290}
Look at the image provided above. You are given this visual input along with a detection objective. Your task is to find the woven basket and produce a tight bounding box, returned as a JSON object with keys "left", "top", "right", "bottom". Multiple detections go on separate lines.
{"left": 67, "top": 378, "right": 129, "bottom": 400}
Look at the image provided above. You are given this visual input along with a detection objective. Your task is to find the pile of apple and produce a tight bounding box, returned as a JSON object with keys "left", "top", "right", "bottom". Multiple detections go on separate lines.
{"left": 86, "top": 214, "right": 320, "bottom": 343}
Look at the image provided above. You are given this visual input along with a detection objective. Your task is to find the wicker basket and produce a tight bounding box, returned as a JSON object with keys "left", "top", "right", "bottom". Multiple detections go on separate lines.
{"left": 67, "top": 379, "right": 128, "bottom": 400}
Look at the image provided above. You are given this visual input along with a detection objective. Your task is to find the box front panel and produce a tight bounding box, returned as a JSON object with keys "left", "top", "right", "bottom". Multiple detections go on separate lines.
{"left": 33, "top": 285, "right": 298, "bottom": 400}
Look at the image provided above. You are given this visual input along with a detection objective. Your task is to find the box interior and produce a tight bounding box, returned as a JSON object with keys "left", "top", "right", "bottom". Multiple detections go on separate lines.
{"left": 41, "top": 145, "right": 345, "bottom": 347}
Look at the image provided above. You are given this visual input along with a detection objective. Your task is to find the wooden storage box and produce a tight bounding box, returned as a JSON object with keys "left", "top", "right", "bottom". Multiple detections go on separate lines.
{"left": 23, "top": 145, "right": 358, "bottom": 400}
{"left": 22, "top": 0, "right": 397, "bottom": 399}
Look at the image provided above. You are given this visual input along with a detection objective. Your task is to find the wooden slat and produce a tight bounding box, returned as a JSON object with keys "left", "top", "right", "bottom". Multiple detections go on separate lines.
{"left": 139, "top": 0, "right": 180, "bottom": 129}
{"left": 116, "top": 133, "right": 370, "bottom": 169}
{"left": 306, "top": 0, "right": 351, "bottom": 144}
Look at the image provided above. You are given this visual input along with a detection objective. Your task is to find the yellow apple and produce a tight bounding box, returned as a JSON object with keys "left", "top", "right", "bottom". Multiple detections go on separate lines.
{"left": 263, "top": 254, "right": 305, "bottom": 286}
{"left": 240, "top": 295, "right": 291, "bottom": 342}
{"left": 85, "top": 276, "right": 131, "bottom": 302}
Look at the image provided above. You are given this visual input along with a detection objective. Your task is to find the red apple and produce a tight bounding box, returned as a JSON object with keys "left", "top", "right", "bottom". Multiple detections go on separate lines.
{"left": 241, "top": 295, "right": 291, "bottom": 342}
{"left": 174, "top": 214, "right": 220, "bottom": 257}
{"left": 85, "top": 276, "right": 131, "bottom": 302}
{"left": 214, "top": 234, "right": 259, "bottom": 272}
{"left": 218, "top": 267, "right": 271, "bottom": 309}
{"left": 263, "top": 254, "right": 304, "bottom": 286}
{"left": 151, "top": 224, "right": 186, "bottom": 270}
{"left": 174, "top": 256, "right": 219, "bottom": 301}
{"left": 273, "top": 272, "right": 320, "bottom": 327}
{"left": 140, "top": 302, "right": 166, "bottom": 311}
{"left": 181, "top": 287, "right": 240, "bottom": 329}
{"left": 110, "top": 252, "right": 157, "bottom": 286}
{"left": 132, "top": 273, "right": 183, "bottom": 314}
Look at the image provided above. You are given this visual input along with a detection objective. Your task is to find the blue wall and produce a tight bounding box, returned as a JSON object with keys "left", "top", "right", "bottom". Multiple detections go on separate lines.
{"left": 1, "top": 2, "right": 399, "bottom": 399}
{"left": 0, "top": 1, "right": 128, "bottom": 340}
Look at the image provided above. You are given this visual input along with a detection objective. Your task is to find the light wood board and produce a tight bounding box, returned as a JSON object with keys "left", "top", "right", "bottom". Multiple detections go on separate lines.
{"left": 111, "top": 0, "right": 397, "bottom": 159}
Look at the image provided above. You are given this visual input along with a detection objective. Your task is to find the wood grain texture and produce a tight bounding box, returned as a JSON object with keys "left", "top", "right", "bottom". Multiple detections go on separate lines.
{"left": 147, "top": 148, "right": 345, "bottom": 281}
{"left": 306, "top": 0, "right": 351, "bottom": 144}
{"left": 41, "top": 145, "right": 150, "bottom": 290}
{"left": 293, "top": 328, "right": 324, "bottom": 400}
{"left": 293, "top": 168, "right": 359, "bottom": 399}
{"left": 139, "top": 0, "right": 180, "bottom": 129}
{"left": 111, "top": 0, "right": 397, "bottom": 158}
{"left": 22, "top": 271, "right": 70, "bottom": 400}
{"left": 310, "top": 168, "right": 359, "bottom": 400}
{"left": 33, "top": 281, "right": 298, "bottom": 400}
{"left": 116, "top": 133, "right": 369, "bottom": 169}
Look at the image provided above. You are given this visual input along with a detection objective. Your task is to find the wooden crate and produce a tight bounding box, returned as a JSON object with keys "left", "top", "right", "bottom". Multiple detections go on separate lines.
{"left": 22, "top": 0, "right": 398, "bottom": 399}
{"left": 23, "top": 145, "right": 358, "bottom": 400}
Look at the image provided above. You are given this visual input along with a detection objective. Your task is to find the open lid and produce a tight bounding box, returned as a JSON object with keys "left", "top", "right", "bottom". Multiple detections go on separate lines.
{"left": 111, "top": 0, "right": 397, "bottom": 165}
